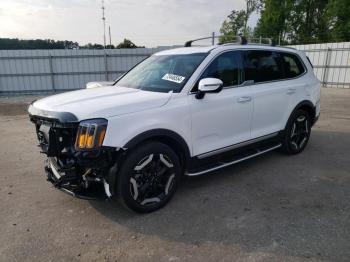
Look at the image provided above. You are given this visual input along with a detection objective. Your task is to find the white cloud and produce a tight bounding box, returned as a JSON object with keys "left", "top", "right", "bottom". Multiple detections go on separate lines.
{"left": 0, "top": 0, "right": 251, "bottom": 47}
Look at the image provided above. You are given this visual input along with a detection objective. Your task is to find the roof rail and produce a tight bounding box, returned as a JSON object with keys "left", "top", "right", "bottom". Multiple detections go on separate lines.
{"left": 185, "top": 36, "right": 219, "bottom": 47}
{"left": 184, "top": 35, "right": 247, "bottom": 47}
{"left": 220, "top": 37, "right": 276, "bottom": 46}
{"left": 184, "top": 35, "right": 276, "bottom": 47}
{"left": 249, "top": 37, "right": 276, "bottom": 46}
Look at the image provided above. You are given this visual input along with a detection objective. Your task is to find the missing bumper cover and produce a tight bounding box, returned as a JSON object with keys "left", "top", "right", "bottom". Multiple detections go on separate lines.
{"left": 45, "top": 158, "right": 110, "bottom": 200}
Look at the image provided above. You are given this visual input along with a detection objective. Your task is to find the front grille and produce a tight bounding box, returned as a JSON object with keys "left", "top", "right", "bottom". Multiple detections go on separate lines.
{"left": 31, "top": 116, "right": 78, "bottom": 157}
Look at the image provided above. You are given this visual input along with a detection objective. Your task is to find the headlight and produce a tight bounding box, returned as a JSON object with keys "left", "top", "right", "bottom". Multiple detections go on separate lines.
{"left": 75, "top": 119, "right": 107, "bottom": 150}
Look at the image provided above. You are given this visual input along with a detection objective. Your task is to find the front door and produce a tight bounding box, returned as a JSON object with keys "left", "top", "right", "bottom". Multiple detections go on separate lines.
{"left": 190, "top": 51, "right": 253, "bottom": 156}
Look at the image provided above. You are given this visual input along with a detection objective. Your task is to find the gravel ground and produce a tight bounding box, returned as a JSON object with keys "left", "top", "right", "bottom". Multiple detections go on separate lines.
{"left": 0, "top": 88, "right": 349, "bottom": 262}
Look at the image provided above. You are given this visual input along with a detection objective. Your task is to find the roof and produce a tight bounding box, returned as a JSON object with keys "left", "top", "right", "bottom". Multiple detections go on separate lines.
{"left": 154, "top": 44, "right": 300, "bottom": 56}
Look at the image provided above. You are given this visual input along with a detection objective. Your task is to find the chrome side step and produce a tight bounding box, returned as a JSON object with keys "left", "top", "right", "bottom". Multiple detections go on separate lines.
{"left": 186, "top": 144, "right": 282, "bottom": 177}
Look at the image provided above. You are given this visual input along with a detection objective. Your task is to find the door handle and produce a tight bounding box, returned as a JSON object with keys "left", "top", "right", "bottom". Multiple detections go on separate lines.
{"left": 238, "top": 96, "right": 252, "bottom": 103}
{"left": 287, "top": 88, "right": 296, "bottom": 95}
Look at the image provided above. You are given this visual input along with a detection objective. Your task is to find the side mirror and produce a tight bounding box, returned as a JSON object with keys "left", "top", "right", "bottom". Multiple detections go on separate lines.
{"left": 196, "top": 78, "right": 223, "bottom": 99}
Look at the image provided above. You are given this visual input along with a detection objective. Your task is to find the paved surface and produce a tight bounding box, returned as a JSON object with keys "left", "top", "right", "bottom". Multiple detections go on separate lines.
{"left": 0, "top": 88, "right": 349, "bottom": 262}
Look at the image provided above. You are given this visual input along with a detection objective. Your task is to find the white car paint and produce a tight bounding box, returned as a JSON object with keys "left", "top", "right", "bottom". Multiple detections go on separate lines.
{"left": 31, "top": 44, "right": 321, "bottom": 158}
{"left": 189, "top": 85, "right": 253, "bottom": 156}
{"left": 86, "top": 81, "right": 114, "bottom": 89}
{"left": 33, "top": 86, "right": 172, "bottom": 120}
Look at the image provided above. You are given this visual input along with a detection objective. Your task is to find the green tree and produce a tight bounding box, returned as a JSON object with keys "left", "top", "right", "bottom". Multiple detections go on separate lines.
{"left": 0, "top": 38, "right": 79, "bottom": 50}
{"left": 253, "top": 0, "right": 343, "bottom": 44}
{"left": 289, "top": 0, "right": 332, "bottom": 43}
{"left": 219, "top": 0, "right": 261, "bottom": 43}
{"left": 81, "top": 43, "right": 104, "bottom": 49}
{"left": 219, "top": 10, "right": 247, "bottom": 43}
{"left": 243, "top": 0, "right": 263, "bottom": 33}
{"left": 327, "top": 0, "right": 350, "bottom": 41}
{"left": 116, "top": 39, "right": 138, "bottom": 49}
{"left": 254, "top": 0, "right": 294, "bottom": 44}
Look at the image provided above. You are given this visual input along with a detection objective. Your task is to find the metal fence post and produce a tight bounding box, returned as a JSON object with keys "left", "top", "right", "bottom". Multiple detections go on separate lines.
{"left": 322, "top": 48, "right": 331, "bottom": 87}
{"left": 48, "top": 55, "right": 56, "bottom": 91}
{"left": 104, "top": 52, "right": 108, "bottom": 81}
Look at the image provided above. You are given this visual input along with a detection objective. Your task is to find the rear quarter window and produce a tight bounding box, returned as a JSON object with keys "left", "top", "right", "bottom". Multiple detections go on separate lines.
{"left": 280, "top": 52, "right": 305, "bottom": 78}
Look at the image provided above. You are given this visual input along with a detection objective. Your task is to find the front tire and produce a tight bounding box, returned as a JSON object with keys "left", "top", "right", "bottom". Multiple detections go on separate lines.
{"left": 117, "top": 142, "right": 181, "bottom": 213}
{"left": 281, "top": 109, "right": 311, "bottom": 155}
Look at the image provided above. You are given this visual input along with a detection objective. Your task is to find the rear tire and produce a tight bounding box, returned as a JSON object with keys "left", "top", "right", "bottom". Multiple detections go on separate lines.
{"left": 281, "top": 109, "right": 311, "bottom": 155}
{"left": 117, "top": 142, "right": 181, "bottom": 213}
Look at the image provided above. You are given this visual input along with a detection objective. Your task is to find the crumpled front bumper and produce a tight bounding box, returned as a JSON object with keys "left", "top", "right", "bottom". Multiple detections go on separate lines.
{"left": 29, "top": 106, "right": 118, "bottom": 200}
{"left": 45, "top": 158, "right": 109, "bottom": 200}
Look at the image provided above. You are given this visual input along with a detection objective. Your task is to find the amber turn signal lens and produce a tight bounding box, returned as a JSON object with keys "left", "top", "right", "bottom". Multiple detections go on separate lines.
{"left": 97, "top": 128, "right": 106, "bottom": 147}
{"left": 85, "top": 125, "right": 96, "bottom": 149}
{"left": 75, "top": 119, "right": 107, "bottom": 150}
{"left": 76, "top": 125, "right": 88, "bottom": 148}
{"left": 86, "top": 134, "right": 94, "bottom": 148}
{"left": 78, "top": 134, "right": 86, "bottom": 148}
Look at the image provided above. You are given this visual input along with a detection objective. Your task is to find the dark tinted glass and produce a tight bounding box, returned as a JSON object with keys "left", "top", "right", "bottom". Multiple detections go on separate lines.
{"left": 281, "top": 53, "right": 305, "bottom": 78}
{"left": 200, "top": 51, "right": 243, "bottom": 87}
{"left": 243, "top": 50, "right": 284, "bottom": 83}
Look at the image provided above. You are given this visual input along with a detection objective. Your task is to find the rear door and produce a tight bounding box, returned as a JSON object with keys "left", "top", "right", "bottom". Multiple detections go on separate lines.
{"left": 243, "top": 50, "right": 294, "bottom": 138}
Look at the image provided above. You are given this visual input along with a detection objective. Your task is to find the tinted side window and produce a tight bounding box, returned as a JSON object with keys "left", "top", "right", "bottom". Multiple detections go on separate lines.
{"left": 281, "top": 53, "right": 305, "bottom": 78}
{"left": 243, "top": 50, "right": 284, "bottom": 83}
{"left": 200, "top": 51, "right": 243, "bottom": 87}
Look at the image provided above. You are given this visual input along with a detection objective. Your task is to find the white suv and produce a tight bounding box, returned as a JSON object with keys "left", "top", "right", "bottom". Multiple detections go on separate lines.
{"left": 29, "top": 40, "right": 321, "bottom": 213}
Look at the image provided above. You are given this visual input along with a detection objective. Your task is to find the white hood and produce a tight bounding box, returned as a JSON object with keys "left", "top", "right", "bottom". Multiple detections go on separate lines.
{"left": 86, "top": 81, "right": 115, "bottom": 89}
{"left": 32, "top": 86, "right": 172, "bottom": 121}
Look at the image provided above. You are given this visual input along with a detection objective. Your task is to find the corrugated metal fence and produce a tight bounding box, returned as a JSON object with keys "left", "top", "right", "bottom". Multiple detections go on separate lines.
{"left": 289, "top": 42, "right": 350, "bottom": 88}
{"left": 0, "top": 47, "right": 173, "bottom": 95}
{"left": 0, "top": 42, "right": 349, "bottom": 95}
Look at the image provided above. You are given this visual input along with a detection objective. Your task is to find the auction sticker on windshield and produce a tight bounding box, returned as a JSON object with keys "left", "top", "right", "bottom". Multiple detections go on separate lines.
{"left": 162, "top": 74, "right": 185, "bottom": 84}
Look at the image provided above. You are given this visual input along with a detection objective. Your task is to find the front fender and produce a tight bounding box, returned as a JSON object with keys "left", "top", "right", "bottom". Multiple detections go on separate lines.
{"left": 102, "top": 96, "right": 192, "bottom": 156}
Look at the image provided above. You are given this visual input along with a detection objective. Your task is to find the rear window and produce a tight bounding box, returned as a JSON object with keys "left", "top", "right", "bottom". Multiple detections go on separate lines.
{"left": 243, "top": 50, "right": 284, "bottom": 83}
{"left": 281, "top": 53, "right": 305, "bottom": 78}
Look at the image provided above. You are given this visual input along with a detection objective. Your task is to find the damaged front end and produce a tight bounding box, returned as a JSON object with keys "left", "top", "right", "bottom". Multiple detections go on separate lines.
{"left": 29, "top": 105, "right": 118, "bottom": 200}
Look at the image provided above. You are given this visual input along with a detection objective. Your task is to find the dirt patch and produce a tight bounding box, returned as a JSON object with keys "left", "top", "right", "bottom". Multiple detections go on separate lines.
{"left": 0, "top": 103, "right": 29, "bottom": 116}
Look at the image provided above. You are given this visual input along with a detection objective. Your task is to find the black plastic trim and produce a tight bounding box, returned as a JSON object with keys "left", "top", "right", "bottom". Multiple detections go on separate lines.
{"left": 196, "top": 132, "right": 279, "bottom": 159}
{"left": 124, "top": 129, "right": 191, "bottom": 161}
{"left": 187, "top": 133, "right": 283, "bottom": 173}
{"left": 287, "top": 100, "right": 316, "bottom": 128}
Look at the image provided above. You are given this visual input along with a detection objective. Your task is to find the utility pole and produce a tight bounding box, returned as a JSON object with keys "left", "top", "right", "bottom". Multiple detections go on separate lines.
{"left": 109, "top": 26, "right": 112, "bottom": 48}
{"left": 102, "top": 0, "right": 106, "bottom": 48}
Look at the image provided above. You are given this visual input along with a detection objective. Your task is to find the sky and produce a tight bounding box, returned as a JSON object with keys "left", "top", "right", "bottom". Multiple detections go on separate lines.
{"left": 0, "top": 0, "right": 258, "bottom": 47}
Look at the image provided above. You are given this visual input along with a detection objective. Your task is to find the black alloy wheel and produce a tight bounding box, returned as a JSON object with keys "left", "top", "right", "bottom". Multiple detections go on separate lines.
{"left": 117, "top": 142, "right": 181, "bottom": 213}
{"left": 282, "top": 109, "right": 311, "bottom": 154}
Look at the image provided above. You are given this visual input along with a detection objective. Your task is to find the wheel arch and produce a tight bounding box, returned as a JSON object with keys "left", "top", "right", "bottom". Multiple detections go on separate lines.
{"left": 123, "top": 129, "right": 191, "bottom": 170}
{"left": 286, "top": 100, "right": 316, "bottom": 129}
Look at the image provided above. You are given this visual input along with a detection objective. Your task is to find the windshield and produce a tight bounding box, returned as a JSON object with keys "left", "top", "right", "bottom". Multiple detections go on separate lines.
{"left": 115, "top": 53, "right": 207, "bottom": 93}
